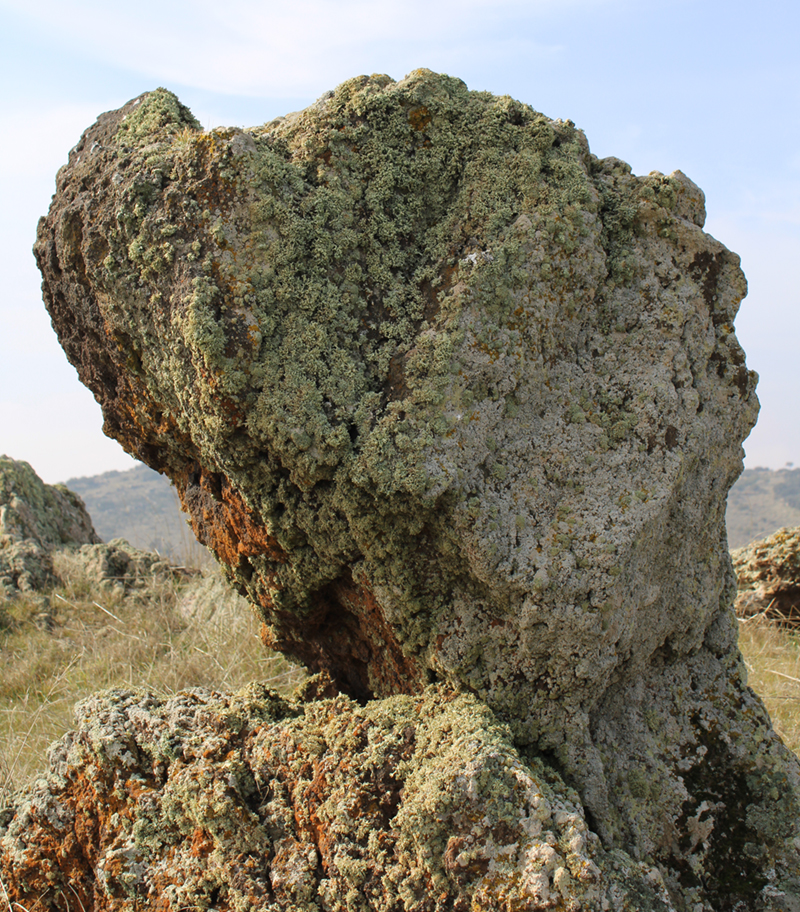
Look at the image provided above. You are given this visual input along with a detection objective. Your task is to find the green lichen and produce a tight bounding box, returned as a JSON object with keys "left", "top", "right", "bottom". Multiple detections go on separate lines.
{"left": 115, "top": 88, "right": 201, "bottom": 147}
{"left": 92, "top": 71, "right": 605, "bottom": 642}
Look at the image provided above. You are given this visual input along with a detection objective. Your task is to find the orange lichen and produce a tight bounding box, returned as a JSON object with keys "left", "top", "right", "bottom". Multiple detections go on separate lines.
{"left": 408, "top": 105, "right": 432, "bottom": 131}
{"left": 174, "top": 464, "right": 288, "bottom": 569}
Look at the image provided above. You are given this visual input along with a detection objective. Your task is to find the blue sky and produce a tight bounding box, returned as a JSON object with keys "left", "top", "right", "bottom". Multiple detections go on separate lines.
{"left": 1, "top": 0, "right": 798, "bottom": 482}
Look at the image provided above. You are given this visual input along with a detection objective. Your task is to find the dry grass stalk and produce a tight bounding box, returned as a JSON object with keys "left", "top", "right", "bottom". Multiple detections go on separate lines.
{"left": 0, "top": 560, "right": 303, "bottom": 806}
{"left": 738, "top": 614, "right": 800, "bottom": 755}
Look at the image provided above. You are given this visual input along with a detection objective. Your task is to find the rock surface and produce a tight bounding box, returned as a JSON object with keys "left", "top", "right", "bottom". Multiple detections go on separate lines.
{"left": 22, "top": 71, "right": 800, "bottom": 907}
{"left": 0, "top": 683, "right": 696, "bottom": 912}
{"left": 0, "top": 455, "right": 100, "bottom": 593}
{"left": 732, "top": 526, "right": 800, "bottom": 624}
{"left": 55, "top": 538, "right": 181, "bottom": 594}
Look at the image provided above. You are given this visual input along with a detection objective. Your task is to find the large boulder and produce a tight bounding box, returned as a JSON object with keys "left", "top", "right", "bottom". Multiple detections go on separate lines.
{"left": 26, "top": 71, "right": 800, "bottom": 906}
{"left": 0, "top": 455, "right": 100, "bottom": 592}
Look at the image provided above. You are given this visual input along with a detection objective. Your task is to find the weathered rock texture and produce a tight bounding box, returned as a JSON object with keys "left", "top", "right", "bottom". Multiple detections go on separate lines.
{"left": 733, "top": 526, "right": 800, "bottom": 624}
{"left": 0, "top": 683, "right": 701, "bottom": 912}
{"left": 0, "top": 455, "right": 100, "bottom": 592}
{"left": 25, "top": 71, "right": 800, "bottom": 906}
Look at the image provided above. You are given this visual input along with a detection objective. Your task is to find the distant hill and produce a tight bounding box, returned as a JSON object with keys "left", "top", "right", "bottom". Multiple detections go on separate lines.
{"left": 63, "top": 462, "right": 800, "bottom": 560}
{"left": 725, "top": 467, "right": 800, "bottom": 549}
{"left": 64, "top": 464, "right": 209, "bottom": 566}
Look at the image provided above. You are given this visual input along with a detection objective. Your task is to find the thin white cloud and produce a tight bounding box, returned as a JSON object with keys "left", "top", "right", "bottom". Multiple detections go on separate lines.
{"left": 1, "top": 0, "right": 604, "bottom": 95}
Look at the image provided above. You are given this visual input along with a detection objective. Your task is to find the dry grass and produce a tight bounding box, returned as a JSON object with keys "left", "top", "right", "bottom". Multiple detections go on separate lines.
{"left": 3, "top": 558, "right": 800, "bottom": 813}
{"left": 738, "top": 615, "right": 800, "bottom": 756}
{"left": 0, "top": 557, "right": 303, "bottom": 806}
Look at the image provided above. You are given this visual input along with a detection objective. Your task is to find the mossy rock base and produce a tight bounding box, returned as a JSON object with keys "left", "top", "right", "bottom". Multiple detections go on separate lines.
{"left": 2, "top": 683, "right": 798, "bottom": 911}
{"left": 0, "top": 685, "right": 698, "bottom": 911}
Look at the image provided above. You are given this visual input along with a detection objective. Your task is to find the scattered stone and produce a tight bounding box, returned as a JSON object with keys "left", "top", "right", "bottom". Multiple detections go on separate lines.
{"left": 732, "top": 526, "right": 800, "bottom": 624}
{"left": 0, "top": 457, "right": 187, "bottom": 599}
{"left": 0, "top": 539, "right": 55, "bottom": 594}
{"left": 0, "top": 455, "right": 100, "bottom": 594}
{"left": 52, "top": 538, "right": 180, "bottom": 595}
{"left": 20, "top": 70, "right": 800, "bottom": 907}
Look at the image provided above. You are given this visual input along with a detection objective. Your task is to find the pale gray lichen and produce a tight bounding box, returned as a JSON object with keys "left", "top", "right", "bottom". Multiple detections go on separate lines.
{"left": 115, "top": 87, "right": 201, "bottom": 147}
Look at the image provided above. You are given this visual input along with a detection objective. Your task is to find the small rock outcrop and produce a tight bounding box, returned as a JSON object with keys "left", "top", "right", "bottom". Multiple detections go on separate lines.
{"left": 10, "top": 70, "right": 800, "bottom": 907}
{"left": 55, "top": 538, "right": 180, "bottom": 594}
{"left": 0, "top": 455, "right": 100, "bottom": 593}
{"left": 0, "top": 456, "right": 175, "bottom": 596}
{"left": 732, "top": 526, "right": 800, "bottom": 624}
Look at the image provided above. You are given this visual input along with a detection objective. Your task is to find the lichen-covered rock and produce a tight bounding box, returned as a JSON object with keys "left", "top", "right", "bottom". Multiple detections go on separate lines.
{"left": 0, "top": 538, "right": 55, "bottom": 593}
{"left": 0, "top": 455, "right": 100, "bottom": 593}
{"left": 732, "top": 526, "right": 800, "bottom": 624}
{"left": 0, "top": 458, "right": 176, "bottom": 597}
{"left": 0, "top": 455, "right": 99, "bottom": 548}
{"left": 53, "top": 537, "right": 180, "bottom": 595}
{"left": 32, "top": 71, "right": 800, "bottom": 903}
{"left": 0, "top": 684, "right": 691, "bottom": 912}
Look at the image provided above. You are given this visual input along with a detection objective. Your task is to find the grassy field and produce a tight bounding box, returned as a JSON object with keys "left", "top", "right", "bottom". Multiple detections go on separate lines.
{"left": 1, "top": 561, "right": 798, "bottom": 808}
{"left": 0, "top": 553, "right": 303, "bottom": 806}
{"left": 738, "top": 615, "right": 800, "bottom": 753}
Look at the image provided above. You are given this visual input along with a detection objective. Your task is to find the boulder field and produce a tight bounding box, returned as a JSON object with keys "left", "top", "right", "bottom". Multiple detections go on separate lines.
{"left": 3, "top": 70, "right": 799, "bottom": 909}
